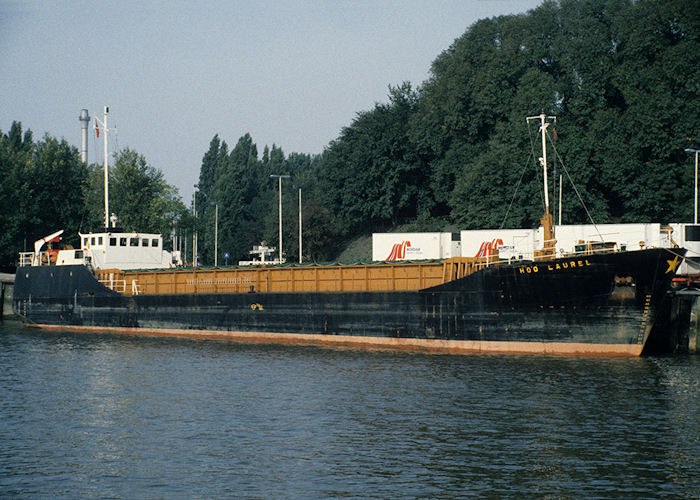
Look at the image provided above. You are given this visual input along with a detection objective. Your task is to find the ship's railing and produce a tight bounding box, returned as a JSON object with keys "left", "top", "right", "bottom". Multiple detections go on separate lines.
{"left": 559, "top": 242, "right": 622, "bottom": 258}
{"left": 99, "top": 277, "right": 142, "bottom": 295}
{"left": 569, "top": 241, "right": 619, "bottom": 255}
{"left": 17, "top": 251, "right": 62, "bottom": 266}
{"left": 18, "top": 252, "right": 34, "bottom": 266}
{"left": 99, "top": 278, "right": 127, "bottom": 293}
{"left": 472, "top": 241, "right": 630, "bottom": 269}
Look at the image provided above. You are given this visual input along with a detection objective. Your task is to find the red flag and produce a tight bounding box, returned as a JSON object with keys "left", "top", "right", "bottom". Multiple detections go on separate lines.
{"left": 553, "top": 126, "right": 557, "bottom": 141}
{"left": 96, "top": 123, "right": 100, "bottom": 138}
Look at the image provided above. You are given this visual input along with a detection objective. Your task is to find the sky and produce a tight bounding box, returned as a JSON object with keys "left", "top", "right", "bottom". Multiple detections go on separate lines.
{"left": 1, "top": 0, "right": 543, "bottom": 203}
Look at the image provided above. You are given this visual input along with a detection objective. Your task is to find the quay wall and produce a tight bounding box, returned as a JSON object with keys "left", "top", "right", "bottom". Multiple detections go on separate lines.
{"left": 0, "top": 273, "right": 15, "bottom": 320}
{"left": 688, "top": 296, "right": 700, "bottom": 354}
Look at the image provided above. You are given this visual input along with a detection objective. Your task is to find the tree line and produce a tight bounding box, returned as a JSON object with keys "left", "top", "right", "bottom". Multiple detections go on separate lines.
{"left": 195, "top": 0, "right": 698, "bottom": 264}
{"left": 0, "top": 122, "right": 187, "bottom": 270}
{"left": 1, "top": 0, "right": 697, "bottom": 269}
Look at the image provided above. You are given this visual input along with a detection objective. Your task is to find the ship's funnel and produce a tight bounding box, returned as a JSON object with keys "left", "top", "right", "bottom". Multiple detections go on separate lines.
{"left": 79, "top": 109, "right": 90, "bottom": 163}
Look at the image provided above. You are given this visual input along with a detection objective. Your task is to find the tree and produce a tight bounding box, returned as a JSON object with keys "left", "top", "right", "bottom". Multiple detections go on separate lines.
{"left": 28, "top": 135, "right": 90, "bottom": 242}
{"left": 0, "top": 123, "right": 90, "bottom": 268}
{"left": 206, "top": 134, "right": 271, "bottom": 263}
{"left": 83, "top": 148, "right": 186, "bottom": 242}
{"left": 190, "top": 0, "right": 700, "bottom": 260}
{"left": 0, "top": 122, "right": 35, "bottom": 268}
{"left": 198, "top": 134, "right": 223, "bottom": 202}
{"left": 316, "top": 83, "right": 424, "bottom": 238}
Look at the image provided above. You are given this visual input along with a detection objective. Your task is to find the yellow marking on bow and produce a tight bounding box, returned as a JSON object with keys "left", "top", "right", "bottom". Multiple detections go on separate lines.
{"left": 666, "top": 255, "right": 681, "bottom": 274}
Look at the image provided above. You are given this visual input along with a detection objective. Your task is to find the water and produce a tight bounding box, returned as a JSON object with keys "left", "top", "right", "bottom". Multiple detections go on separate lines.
{"left": 1, "top": 321, "right": 698, "bottom": 499}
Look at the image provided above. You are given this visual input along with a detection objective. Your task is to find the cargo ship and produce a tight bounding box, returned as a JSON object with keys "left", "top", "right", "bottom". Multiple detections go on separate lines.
{"left": 12, "top": 114, "right": 687, "bottom": 356}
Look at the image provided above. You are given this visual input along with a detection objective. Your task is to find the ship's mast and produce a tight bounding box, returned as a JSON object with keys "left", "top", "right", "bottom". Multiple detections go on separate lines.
{"left": 527, "top": 113, "right": 557, "bottom": 257}
{"left": 527, "top": 113, "right": 557, "bottom": 213}
{"left": 94, "top": 106, "right": 110, "bottom": 229}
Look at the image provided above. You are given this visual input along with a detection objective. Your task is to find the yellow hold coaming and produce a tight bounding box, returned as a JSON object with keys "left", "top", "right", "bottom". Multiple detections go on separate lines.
{"left": 96, "top": 256, "right": 489, "bottom": 296}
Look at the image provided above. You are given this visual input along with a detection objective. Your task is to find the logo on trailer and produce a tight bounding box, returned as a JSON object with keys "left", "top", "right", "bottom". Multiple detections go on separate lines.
{"left": 475, "top": 238, "right": 503, "bottom": 258}
{"left": 386, "top": 241, "right": 411, "bottom": 261}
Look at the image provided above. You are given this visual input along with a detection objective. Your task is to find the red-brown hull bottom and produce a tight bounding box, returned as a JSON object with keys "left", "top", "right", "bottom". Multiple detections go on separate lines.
{"left": 28, "top": 323, "right": 645, "bottom": 357}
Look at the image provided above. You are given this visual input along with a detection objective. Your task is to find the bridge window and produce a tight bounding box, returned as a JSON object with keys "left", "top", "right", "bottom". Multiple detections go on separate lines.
{"left": 142, "top": 239, "right": 149, "bottom": 247}
{"left": 98, "top": 237, "right": 103, "bottom": 245}
{"left": 152, "top": 239, "right": 159, "bottom": 247}
{"left": 130, "top": 238, "right": 139, "bottom": 247}
{"left": 686, "top": 225, "right": 700, "bottom": 242}
{"left": 74, "top": 250, "right": 83, "bottom": 259}
{"left": 91, "top": 237, "right": 95, "bottom": 245}
{"left": 120, "top": 238, "right": 127, "bottom": 247}
{"left": 110, "top": 237, "right": 117, "bottom": 246}
{"left": 83, "top": 237, "right": 89, "bottom": 247}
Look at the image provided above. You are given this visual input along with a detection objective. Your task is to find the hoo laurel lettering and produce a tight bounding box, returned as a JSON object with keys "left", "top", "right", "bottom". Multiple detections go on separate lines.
{"left": 519, "top": 259, "right": 591, "bottom": 274}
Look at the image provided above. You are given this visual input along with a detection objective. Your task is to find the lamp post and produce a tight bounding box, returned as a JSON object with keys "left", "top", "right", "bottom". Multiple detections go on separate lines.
{"left": 270, "top": 174, "right": 291, "bottom": 262}
{"left": 210, "top": 202, "right": 218, "bottom": 266}
{"left": 686, "top": 149, "right": 699, "bottom": 224}
{"left": 193, "top": 184, "right": 198, "bottom": 267}
{"left": 293, "top": 185, "right": 302, "bottom": 263}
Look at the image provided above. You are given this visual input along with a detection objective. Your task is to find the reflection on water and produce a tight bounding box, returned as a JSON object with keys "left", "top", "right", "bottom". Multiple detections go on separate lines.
{"left": 1, "top": 322, "right": 698, "bottom": 498}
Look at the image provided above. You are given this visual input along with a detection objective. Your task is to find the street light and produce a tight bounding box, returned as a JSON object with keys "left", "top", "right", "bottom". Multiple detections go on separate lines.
{"left": 193, "top": 184, "right": 199, "bottom": 267}
{"left": 270, "top": 174, "right": 291, "bottom": 263}
{"left": 686, "top": 149, "right": 699, "bottom": 224}
{"left": 210, "top": 201, "right": 218, "bottom": 266}
{"left": 293, "top": 185, "right": 302, "bottom": 263}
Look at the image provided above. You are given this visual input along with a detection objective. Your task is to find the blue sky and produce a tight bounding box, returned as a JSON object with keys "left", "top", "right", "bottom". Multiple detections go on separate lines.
{"left": 1, "top": 0, "right": 542, "bottom": 202}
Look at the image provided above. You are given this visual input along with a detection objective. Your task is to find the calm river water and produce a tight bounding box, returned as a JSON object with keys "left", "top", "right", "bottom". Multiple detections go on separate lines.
{"left": 1, "top": 321, "right": 698, "bottom": 499}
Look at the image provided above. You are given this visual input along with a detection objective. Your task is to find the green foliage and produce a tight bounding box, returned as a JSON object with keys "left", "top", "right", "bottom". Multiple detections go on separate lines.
{"left": 189, "top": 0, "right": 697, "bottom": 263}
{"left": 316, "top": 82, "right": 424, "bottom": 236}
{"left": 4, "top": 0, "right": 697, "bottom": 269}
{"left": 1, "top": 119, "right": 187, "bottom": 269}
{"left": 192, "top": 133, "right": 341, "bottom": 264}
{"left": 0, "top": 122, "right": 33, "bottom": 267}
{"left": 408, "top": 0, "right": 697, "bottom": 229}
{"left": 29, "top": 136, "right": 90, "bottom": 242}
{"left": 0, "top": 122, "right": 89, "bottom": 269}
{"left": 84, "top": 149, "right": 186, "bottom": 240}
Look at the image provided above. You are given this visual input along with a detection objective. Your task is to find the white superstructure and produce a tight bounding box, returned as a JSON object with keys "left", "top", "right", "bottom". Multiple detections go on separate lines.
{"left": 238, "top": 243, "right": 283, "bottom": 266}
{"left": 20, "top": 230, "right": 182, "bottom": 270}
{"left": 18, "top": 106, "right": 183, "bottom": 272}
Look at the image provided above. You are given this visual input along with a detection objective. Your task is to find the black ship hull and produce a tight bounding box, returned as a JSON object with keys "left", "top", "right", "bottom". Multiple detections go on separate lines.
{"left": 12, "top": 248, "right": 684, "bottom": 356}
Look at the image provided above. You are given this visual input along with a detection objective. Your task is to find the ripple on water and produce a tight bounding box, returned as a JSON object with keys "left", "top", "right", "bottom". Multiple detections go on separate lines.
{"left": 0, "top": 324, "right": 698, "bottom": 498}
